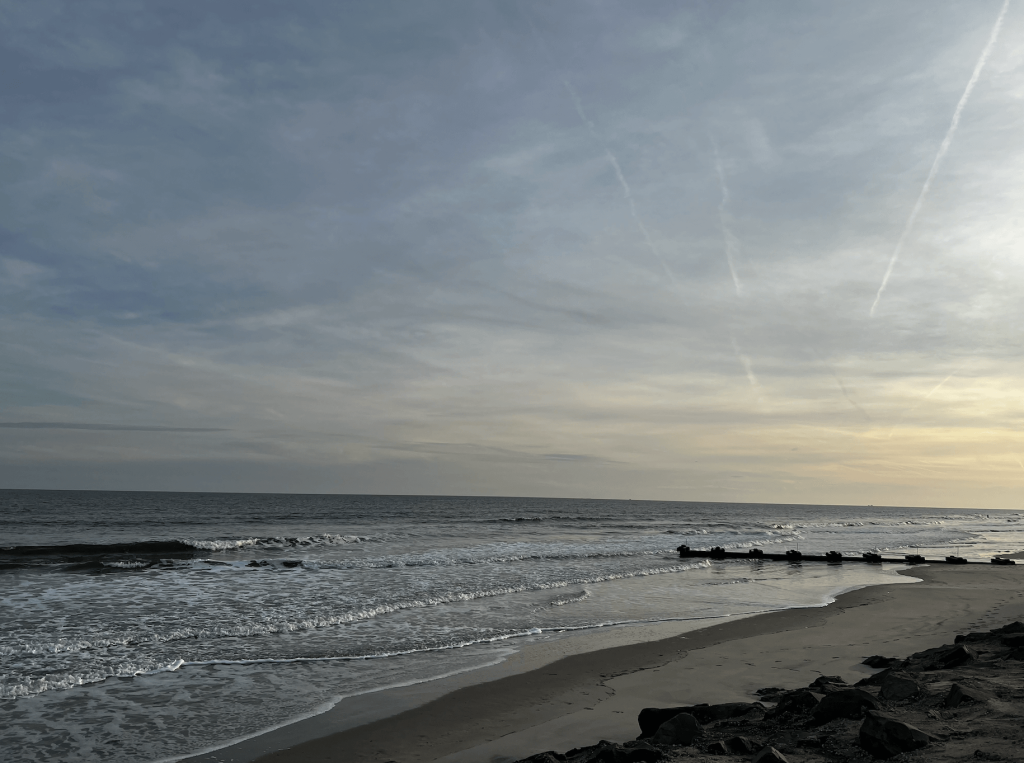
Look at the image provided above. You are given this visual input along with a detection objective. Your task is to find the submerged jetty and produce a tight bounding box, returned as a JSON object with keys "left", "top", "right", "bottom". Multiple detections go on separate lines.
{"left": 675, "top": 545, "right": 1014, "bottom": 566}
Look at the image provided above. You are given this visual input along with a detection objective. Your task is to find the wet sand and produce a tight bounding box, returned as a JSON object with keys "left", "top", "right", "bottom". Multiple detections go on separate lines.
{"left": 190, "top": 565, "right": 1024, "bottom": 763}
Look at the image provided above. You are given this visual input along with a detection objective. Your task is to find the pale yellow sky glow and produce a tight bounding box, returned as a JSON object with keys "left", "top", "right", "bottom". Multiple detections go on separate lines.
{"left": 2, "top": 1, "right": 1023, "bottom": 507}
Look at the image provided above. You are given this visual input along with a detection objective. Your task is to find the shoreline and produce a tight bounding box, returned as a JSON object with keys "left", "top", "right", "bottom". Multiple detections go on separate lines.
{"left": 181, "top": 566, "right": 914, "bottom": 763}
{"left": 225, "top": 564, "right": 1024, "bottom": 763}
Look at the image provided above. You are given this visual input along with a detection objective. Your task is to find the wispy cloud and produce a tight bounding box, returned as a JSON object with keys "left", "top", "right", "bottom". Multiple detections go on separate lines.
{"left": 870, "top": 0, "right": 1010, "bottom": 316}
{"left": 0, "top": 423, "right": 227, "bottom": 432}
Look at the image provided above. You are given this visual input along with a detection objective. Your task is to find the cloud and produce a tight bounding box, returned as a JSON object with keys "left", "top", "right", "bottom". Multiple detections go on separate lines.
{"left": 0, "top": 423, "right": 227, "bottom": 432}
{"left": 1, "top": 1, "right": 1023, "bottom": 506}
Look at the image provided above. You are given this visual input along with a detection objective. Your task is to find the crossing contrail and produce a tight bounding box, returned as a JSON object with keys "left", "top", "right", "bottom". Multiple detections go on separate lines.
{"left": 887, "top": 364, "right": 967, "bottom": 438}
{"left": 870, "top": 0, "right": 1010, "bottom": 317}
{"left": 712, "top": 141, "right": 743, "bottom": 296}
{"left": 562, "top": 81, "right": 675, "bottom": 283}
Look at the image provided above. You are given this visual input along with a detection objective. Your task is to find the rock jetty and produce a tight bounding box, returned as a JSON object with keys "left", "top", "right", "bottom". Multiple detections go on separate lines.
{"left": 514, "top": 622, "right": 1024, "bottom": 763}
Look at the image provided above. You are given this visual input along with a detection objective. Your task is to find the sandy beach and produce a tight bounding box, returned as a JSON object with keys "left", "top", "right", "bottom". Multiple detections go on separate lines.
{"left": 185, "top": 564, "right": 1024, "bottom": 763}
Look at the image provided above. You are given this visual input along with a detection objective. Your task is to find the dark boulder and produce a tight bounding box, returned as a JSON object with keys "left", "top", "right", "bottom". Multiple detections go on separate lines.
{"left": 706, "top": 741, "right": 729, "bottom": 755}
{"left": 934, "top": 644, "right": 978, "bottom": 669}
{"left": 726, "top": 736, "right": 759, "bottom": 754}
{"left": 692, "top": 702, "right": 765, "bottom": 723}
{"left": 992, "top": 621, "right": 1024, "bottom": 634}
{"left": 768, "top": 690, "right": 823, "bottom": 717}
{"left": 752, "top": 746, "right": 790, "bottom": 763}
{"left": 560, "top": 741, "right": 663, "bottom": 763}
{"left": 809, "top": 675, "right": 845, "bottom": 688}
{"left": 862, "top": 655, "right": 898, "bottom": 669}
{"left": 878, "top": 672, "right": 922, "bottom": 702}
{"left": 944, "top": 683, "right": 994, "bottom": 709}
{"left": 1001, "top": 634, "right": 1024, "bottom": 648}
{"left": 637, "top": 707, "right": 690, "bottom": 738}
{"left": 811, "top": 688, "right": 880, "bottom": 722}
{"left": 517, "top": 753, "right": 565, "bottom": 763}
{"left": 651, "top": 712, "right": 702, "bottom": 746}
{"left": 859, "top": 710, "right": 932, "bottom": 758}
{"left": 954, "top": 632, "right": 992, "bottom": 644}
{"left": 856, "top": 668, "right": 891, "bottom": 687}
{"left": 637, "top": 702, "right": 762, "bottom": 735}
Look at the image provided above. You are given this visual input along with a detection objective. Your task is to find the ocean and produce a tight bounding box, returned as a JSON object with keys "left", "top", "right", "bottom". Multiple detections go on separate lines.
{"left": 2, "top": 491, "right": 1022, "bottom": 763}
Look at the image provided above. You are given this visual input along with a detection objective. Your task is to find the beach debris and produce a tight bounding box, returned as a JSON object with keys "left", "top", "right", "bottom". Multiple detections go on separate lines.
{"left": 651, "top": 713, "right": 702, "bottom": 746}
{"left": 944, "top": 682, "right": 993, "bottom": 708}
{"left": 878, "top": 671, "right": 922, "bottom": 702}
{"left": 751, "top": 745, "right": 790, "bottom": 763}
{"left": 811, "top": 688, "right": 880, "bottom": 722}
{"left": 859, "top": 709, "right": 933, "bottom": 758}
{"left": 862, "top": 655, "right": 899, "bottom": 668}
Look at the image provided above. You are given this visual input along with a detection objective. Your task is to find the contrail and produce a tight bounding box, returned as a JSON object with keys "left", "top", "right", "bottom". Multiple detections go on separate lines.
{"left": 731, "top": 336, "right": 760, "bottom": 391}
{"left": 712, "top": 140, "right": 743, "bottom": 296}
{"left": 870, "top": 0, "right": 1010, "bottom": 317}
{"left": 887, "top": 364, "right": 966, "bottom": 438}
{"left": 562, "top": 80, "right": 675, "bottom": 283}
{"left": 829, "top": 368, "right": 872, "bottom": 421}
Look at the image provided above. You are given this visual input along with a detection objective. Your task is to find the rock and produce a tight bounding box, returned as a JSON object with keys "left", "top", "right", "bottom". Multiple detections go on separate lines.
{"left": 879, "top": 672, "right": 922, "bottom": 702}
{"left": 638, "top": 702, "right": 761, "bottom": 734}
{"left": 797, "top": 736, "right": 825, "bottom": 749}
{"left": 856, "top": 667, "right": 892, "bottom": 687}
{"left": 863, "top": 655, "right": 898, "bottom": 668}
{"left": 692, "top": 702, "right": 765, "bottom": 723}
{"left": 809, "top": 675, "right": 845, "bottom": 688}
{"left": 752, "top": 746, "right": 789, "bottom": 763}
{"left": 516, "top": 753, "right": 565, "bottom": 763}
{"left": 651, "top": 712, "right": 702, "bottom": 746}
{"left": 812, "top": 688, "right": 880, "bottom": 722}
{"left": 726, "top": 736, "right": 758, "bottom": 754}
{"left": 560, "top": 741, "right": 663, "bottom": 763}
{"left": 934, "top": 644, "right": 978, "bottom": 669}
{"left": 1001, "top": 634, "right": 1024, "bottom": 648}
{"left": 992, "top": 621, "right": 1024, "bottom": 634}
{"left": 637, "top": 707, "right": 690, "bottom": 738}
{"left": 944, "top": 683, "right": 994, "bottom": 708}
{"left": 769, "top": 689, "right": 823, "bottom": 717}
{"left": 706, "top": 741, "right": 729, "bottom": 755}
{"left": 859, "top": 710, "right": 932, "bottom": 758}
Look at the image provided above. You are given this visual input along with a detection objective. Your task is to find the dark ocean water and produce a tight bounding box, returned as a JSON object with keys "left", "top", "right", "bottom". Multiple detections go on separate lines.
{"left": 2, "top": 490, "right": 1022, "bottom": 763}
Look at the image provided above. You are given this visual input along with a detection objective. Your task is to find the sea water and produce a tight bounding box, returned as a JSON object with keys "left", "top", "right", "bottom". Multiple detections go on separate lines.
{"left": 2, "top": 491, "right": 1022, "bottom": 763}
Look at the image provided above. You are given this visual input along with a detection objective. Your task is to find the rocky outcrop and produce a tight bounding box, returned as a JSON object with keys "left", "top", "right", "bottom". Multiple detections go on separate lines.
{"left": 515, "top": 622, "right": 1024, "bottom": 763}
{"left": 877, "top": 672, "right": 922, "bottom": 702}
{"left": 858, "top": 710, "right": 933, "bottom": 758}
{"left": 651, "top": 713, "right": 701, "bottom": 746}
{"left": 811, "top": 688, "right": 880, "bottom": 722}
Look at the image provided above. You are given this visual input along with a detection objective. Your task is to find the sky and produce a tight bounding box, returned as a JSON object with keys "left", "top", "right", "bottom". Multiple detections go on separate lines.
{"left": 2, "top": 0, "right": 1023, "bottom": 507}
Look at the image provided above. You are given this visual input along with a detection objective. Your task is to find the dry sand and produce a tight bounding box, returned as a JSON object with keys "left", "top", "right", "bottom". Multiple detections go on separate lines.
{"left": 191, "top": 565, "right": 1024, "bottom": 763}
